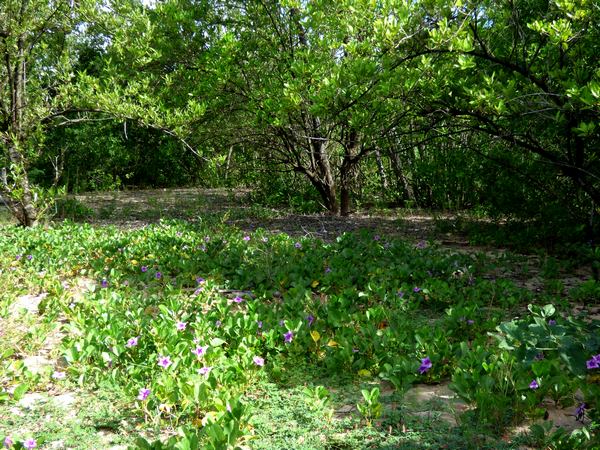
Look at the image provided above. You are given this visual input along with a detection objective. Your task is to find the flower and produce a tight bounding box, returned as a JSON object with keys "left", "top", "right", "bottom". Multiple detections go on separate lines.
{"left": 413, "top": 287, "right": 421, "bottom": 293}
{"left": 26, "top": 255, "right": 33, "bottom": 261}
{"left": 198, "top": 366, "right": 212, "bottom": 376}
{"left": 586, "top": 354, "right": 600, "bottom": 369}
{"left": 294, "top": 242, "right": 302, "bottom": 249}
{"left": 141, "top": 266, "right": 148, "bottom": 272}
{"left": 52, "top": 371, "right": 66, "bottom": 380}
{"left": 548, "top": 319, "right": 556, "bottom": 326}
{"left": 4, "top": 436, "right": 13, "bottom": 448}
{"left": 101, "top": 279, "right": 108, "bottom": 288}
{"left": 22, "top": 439, "right": 36, "bottom": 449}
{"left": 467, "top": 319, "right": 475, "bottom": 325}
{"left": 279, "top": 320, "right": 285, "bottom": 327}
{"left": 155, "top": 272, "right": 162, "bottom": 279}
{"left": 243, "top": 235, "right": 251, "bottom": 241}
{"left": 126, "top": 336, "right": 139, "bottom": 348}
{"left": 176, "top": 321, "right": 187, "bottom": 331}
{"left": 196, "top": 277, "right": 205, "bottom": 284}
{"left": 257, "top": 320, "right": 263, "bottom": 329}
{"left": 534, "top": 352, "right": 545, "bottom": 361}
{"left": 192, "top": 346, "right": 207, "bottom": 357}
{"left": 215, "top": 320, "right": 222, "bottom": 328}
{"left": 325, "top": 266, "right": 331, "bottom": 273}
{"left": 575, "top": 403, "right": 586, "bottom": 421}
{"left": 233, "top": 296, "right": 244, "bottom": 303}
{"left": 158, "top": 356, "right": 172, "bottom": 368}
{"left": 137, "top": 388, "right": 151, "bottom": 401}
{"left": 284, "top": 330, "right": 294, "bottom": 343}
{"left": 253, "top": 356, "right": 265, "bottom": 367}
{"left": 306, "top": 314, "right": 314, "bottom": 327}
{"left": 373, "top": 235, "right": 380, "bottom": 241}
{"left": 15, "top": 254, "right": 22, "bottom": 260}
{"left": 226, "top": 403, "right": 232, "bottom": 412}
{"left": 416, "top": 240, "right": 427, "bottom": 249}
{"left": 397, "top": 291, "right": 404, "bottom": 298}
{"left": 529, "top": 379, "right": 539, "bottom": 390}
{"left": 418, "top": 357, "right": 432, "bottom": 374}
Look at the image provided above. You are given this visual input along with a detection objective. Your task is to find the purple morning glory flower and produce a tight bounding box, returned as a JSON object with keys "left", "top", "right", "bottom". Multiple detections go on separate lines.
{"left": 155, "top": 272, "right": 162, "bottom": 279}
{"left": 413, "top": 287, "right": 421, "bottom": 293}
{"left": 529, "top": 379, "right": 539, "bottom": 390}
{"left": 373, "top": 235, "right": 380, "bottom": 241}
{"left": 243, "top": 235, "right": 250, "bottom": 241}
{"left": 176, "top": 321, "right": 187, "bottom": 331}
{"left": 306, "top": 315, "right": 314, "bottom": 326}
{"left": 4, "top": 436, "right": 13, "bottom": 448}
{"left": 15, "top": 254, "right": 22, "bottom": 260}
{"left": 26, "top": 255, "right": 33, "bottom": 261}
{"left": 198, "top": 366, "right": 212, "bottom": 376}
{"left": 467, "top": 319, "right": 475, "bottom": 325}
{"left": 325, "top": 266, "right": 332, "bottom": 273}
{"left": 279, "top": 320, "right": 285, "bottom": 327}
{"left": 416, "top": 241, "right": 427, "bottom": 249}
{"left": 158, "top": 356, "right": 172, "bottom": 368}
{"left": 138, "top": 388, "right": 151, "bottom": 401}
{"left": 215, "top": 320, "right": 222, "bottom": 328}
{"left": 193, "top": 287, "right": 203, "bottom": 295}
{"left": 141, "top": 266, "right": 148, "bottom": 272}
{"left": 52, "top": 371, "right": 66, "bottom": 380}
{"left": 23, "top": 439, "right": 36, "bottom": 449}
{"left": 196, "top": 277, "right": 205, "bottom": 284}
{"left": 192, "top": 346, "right": 207, "bottom": 357}
{"left": 284, "top": 330, "right": 294, "bottom": 343}
{"left": 233, "top": 296, "right": 244, "bottom": 303}
{"left": 418, "top": 357, "right": 432, "bottom": 374}
{"left": 101, "top": 279, "right": 108, "bottom": 288}
{"left": 294, "top": 242, "right": 302, "bottom": 249}
{"left": 257, "top": 320, "right": 263, "bottom": 329}
{"left": 126, "top": 336, "right": 139, "bottom": 348}
{"left": 397, "top": 291, "right": 404, "bottom": 298}
{"left": 548, "top": 319, "right": 556, "bottom": 326}
{"left": 253, "top": 356, "right": 265, "bottom": 367}
{"left": 586, "top": 356, "right": 600, "bottom": 369}
{"left": 534, "top": 352, "right": 545, "bottom": 361}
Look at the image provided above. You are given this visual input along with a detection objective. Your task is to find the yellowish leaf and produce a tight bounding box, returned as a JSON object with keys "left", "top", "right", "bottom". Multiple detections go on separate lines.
{"left": 310, "top": 330, "right": 321, "bottom": 342}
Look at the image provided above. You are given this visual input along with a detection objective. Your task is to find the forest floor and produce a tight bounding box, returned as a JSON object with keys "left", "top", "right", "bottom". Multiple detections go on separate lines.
{"left": 1, "top": 188, "right": 598, "bottom": 449}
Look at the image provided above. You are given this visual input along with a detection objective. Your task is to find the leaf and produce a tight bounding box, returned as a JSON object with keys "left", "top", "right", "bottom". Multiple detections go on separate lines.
{"left": 327, "top": 340, "right": 338, "bottom": 347}
{"left": 12, "top": 383, "right": 28, "bottom": 401}
{"left": 311, "top": 280, "right": 319, "bottom": 288}
{"left": 210, "top": 338, "right": 226, "bottom": 347}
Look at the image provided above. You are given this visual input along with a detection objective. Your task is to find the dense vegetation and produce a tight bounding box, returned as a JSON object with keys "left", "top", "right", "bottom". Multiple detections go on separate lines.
{"left": 1, "top": 0, "right": 600, "bottom": 448}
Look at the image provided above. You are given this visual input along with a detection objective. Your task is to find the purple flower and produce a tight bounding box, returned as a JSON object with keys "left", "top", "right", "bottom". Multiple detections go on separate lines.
{"left": 198, "top": 366, "right": 212, "bottom": 376}
{"left": 529, "top": 379, "right": 539, "bottom": 390}
{"left": 257, "top": 320, "right": 263, "bottom": 329}
{"left": 575, "top": 403, "right": 586, "bottom": 421}
{"left": 253, "top": 356, "right": 265, "bottom": 367}
{"left": 23, "top": 439, "right": 36, "bottom": 449}
{"left": 204, "top": 236, "right": 210, "bottom": 242}
{"left": 101, "top": 279, "right": 108, "bottom": 288}
{"left": 191, "top": 346, "right": 207, "bottom": 357}
{"left": 122, "top": 280, "right": 129, "bottom": 287}
{"left": 548, "top": 319, "right": 556, "bottom": 326}
{"left": 52, "top": 371, "right": 66, "bottom": 380}
{"left": 137, "top": 388, "right": 151, "bottom": 401}
{"left": 352, "top": 348, "right": 359, "bottom": 353}
{"left": 193, "top": 288, "right": 203, "bottom": 295}
{"left": 418, "top": 357, "right": 432, "bottom": 374}
{"left": 294, "top": 242, "right": 302, "bottom": 249}
{"left": 534, "top": 352, "right": 545, "bottom": 361}
{"left": 3, "top": 436, "right": 13, "bottom": 448}
{"left": 467, "top": 319, "right": 475, "bottom": 325}
{"left": 416, "top": 241, "right": 427, "bottom": 249}
{"left": 155, "top": 272, "right": 162, "bottom": 279}
{"left": 279, "top": 320, "right": 285, "bottom": 327}
{"left": 126, "top": 336, "right": 139, "bottom": 348}
{"left": 158, "top": 356, "right": 172, "bottom": 369}
{"left": 325, "top": 266, "right": 332, "bottom": 273}
{"left": 397, "top": 291, "right": 404, "bottom": 298}
{"left": 196, "top": 277, "right": 205, "bottom": 284}
{"left": 243, "top": 235, "right": 251, "bottom": 241}
{"left": 373, "top": 235, "right": 381, "bottom": 241}
{"left": 141, "top": 266, "right": 148, "bottom": 272}
{"left": 176, "top": 321, "right": 187, "bottom": 331}
{"left": 26, "top": 255, "right": 33, "bottom": 261}
{"left": 284, "top": 330, "right": 294, "bottom": 343}
{"left": 413, "top": 287, "right": 421, "bottom": 293}
{"left": 233, "top": 296, "right": 244, "bottom": 303}
{"left": 306, "top": 314, "right": 315, "bottom": 326}
{"left": 586, "top": 355, "right": 600, "bottom": 369}
{"left": 215, "top": 320, "right": 222, "bottom": 328}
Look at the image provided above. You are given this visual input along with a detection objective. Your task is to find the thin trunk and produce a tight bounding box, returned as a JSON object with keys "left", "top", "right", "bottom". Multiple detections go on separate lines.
{"left": 374, "top": 148, "right": 388, "bottom": 191}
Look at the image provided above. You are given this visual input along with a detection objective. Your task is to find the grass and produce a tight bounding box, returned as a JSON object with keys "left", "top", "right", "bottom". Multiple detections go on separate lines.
{"left": 0, "top": 190, "right": 598, "bottom": 449}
